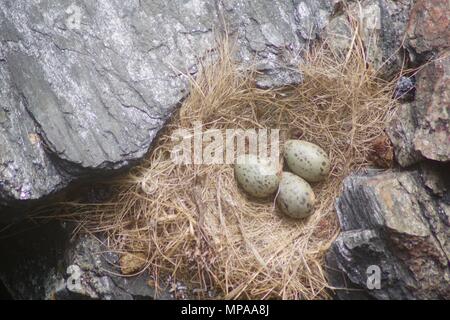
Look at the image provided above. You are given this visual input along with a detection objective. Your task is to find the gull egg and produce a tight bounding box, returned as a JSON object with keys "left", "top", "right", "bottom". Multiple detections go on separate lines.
{"left": 283, "top": 140, "right": 330, "bottom": 182}
{"left": 234, "top": 154, "right": 281, "bottom": 198}
{"left": 277, "top": 172, "right": 316, "bottom": 219}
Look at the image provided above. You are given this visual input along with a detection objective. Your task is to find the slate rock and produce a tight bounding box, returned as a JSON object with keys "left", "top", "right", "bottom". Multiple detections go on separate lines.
{"left": 0, "top": 220, "right": 171, "bottom": 300}
{"left": 387, "top": 0, "right": 450, "bottom": 166}
{"left": 0, "top": 0, "right": 334, "bottom": 212}
{"left": 0, "top": 58, "right": 69, "bottom": 207}
{"left": 327, "top": 168, "right": 450, "bottom": 300}
{"left": 324, "top": 0, "right": 413, "bottom": 79}
{"left": 387, "top": 102, "right": 423, "bottom": 167}
{"left": 405, "top": 0, "right": 450, "bottom": 62}
{"left": 413, "top": 56, "right": 450, "bottom": 162}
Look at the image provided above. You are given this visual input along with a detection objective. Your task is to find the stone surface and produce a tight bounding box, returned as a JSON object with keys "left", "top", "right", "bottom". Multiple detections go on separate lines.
{"left": 413, "top": 56, "right": 450, "bottom": 162}
{"left": 0, "top": 280, "right": 10, "bottom": 299}
{"left": 324, "top": 0, "right": 413, "bottom": 78}
{"left": 0, "top": 220, "right": 171, "bottom": 300}
{"left": 0, "top": 57, "right": 68, "bottom": 206}
{"left": 0, "top": 0, "right": 334, "bottom": 210}
{"left": 327, "top": 168, "right": 450, "bottom": 300}
{"left": 387, "top": 102, "right": 423, "bottom": 167}
{"left": 387, "top": 0, "right": 450, "bottom": 166}
{"left": 405, "top": 0, "right": 450, "bottom": 62}
{"left": 393, "top": 76, "right": 416, "bottom": 102}
{"left": 327, "top": 0, "right": 450, "bottom": 299}
{"left": 388, "top": 55, "right": 450, "bottom": 166}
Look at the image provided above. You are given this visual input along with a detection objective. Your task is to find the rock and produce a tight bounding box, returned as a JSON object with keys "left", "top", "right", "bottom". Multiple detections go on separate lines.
{"left": 0, "top": 60, "right": 69, "bottom": 206}
{"left": 405, "top": 0, "right": 450, "bottom": 62}
{"left": 327, "top": 0, "right": 450, "bottom": 298}
{"left": 393, "top": 76, "right": 416, "bottom": 102}
{"left": 324, "top": 0, "right": 413, "bottom": 78}
{"left": 327, "top": 168, "right": 450, "bottom": 300}
{"left": 0, "top": 281, "right": 10, "bottom": 300}
{"left": 387, "top": 103, "right": 423, "bottom": 167}
{"left": 413, "top": 55, "right": 450, "bottom": 162}
{"left": 387, "top": 0, "right": 450, "bottom": 166}
{"left": 0, "top": 220, "right": 172, "bottom": 300}
{"left": 119, "top": 253, "right": 147, "bottom": 276}
{"left": 230, "top": 0, "right": 334, "bottom": 88}
{"left": 0, "top": 0, "right": 335, "bottom": 213}
{"left": 367, "top": 134, "right": 394, "bottom": 169}
{"left": 388, "top": 55, "right": 450, "bottom": 166}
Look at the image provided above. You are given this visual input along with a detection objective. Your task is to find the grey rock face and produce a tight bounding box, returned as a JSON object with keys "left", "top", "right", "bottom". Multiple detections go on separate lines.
{"left": 327, "top": 168, "right": 450, "bottom": 300}
{"left": 0, "top": 59, "right": 68, "bottom": 205}
{"left": 412, "top": 56, "right": 450, "bottom": 162}
{"left": 389, "top": 60, "right": 449, "bottom": 167}
{"left": 405, "top": 0, "right": 450, "bottom": 62}
{"left": 327, "top": 0, "right": 450, "bottom": 300}
{"left": 393, "top": 76, "right": 415, "bottom": 102}
{"left": 387, "top": 0, "right": 450, "bottom": 165}
{"left": 324, "top": 0, "right": 413, "bottom": 79}
{"left": 0, "top": 220, "right": 169, "bottom": 300}
{"left": 0, "top": 0, "right": 334, "bottom": 209}
{"left": 387, "top": 102, "right": 423, "bottom": 167}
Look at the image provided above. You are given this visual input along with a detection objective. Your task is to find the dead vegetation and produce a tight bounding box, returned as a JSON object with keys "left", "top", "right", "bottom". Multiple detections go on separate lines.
{"left": 53, "top": 24, "right": 400, "bottom": 299}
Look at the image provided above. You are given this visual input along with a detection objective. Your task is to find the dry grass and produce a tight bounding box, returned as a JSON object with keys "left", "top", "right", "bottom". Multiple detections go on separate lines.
{"left": 54, "top": 25, "right": 399, "bottom": 299}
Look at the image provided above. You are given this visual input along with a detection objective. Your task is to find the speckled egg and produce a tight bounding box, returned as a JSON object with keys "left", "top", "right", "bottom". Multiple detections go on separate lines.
{"left": 277, "top": 172, "right": 316, "bottom": 219}
{"left": 234, "top": 154, "right": 281, "bottom": 198}
{"left": 283, "top": 140, "right": 330, "bottom": 182}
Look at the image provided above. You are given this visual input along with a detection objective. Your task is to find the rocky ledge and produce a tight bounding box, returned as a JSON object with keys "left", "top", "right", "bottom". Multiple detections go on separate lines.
{"left": 1, "top": 0, "right": 449, "bottom": 300}
{"left": 327, "top": 166, "right": 449, "bottom": 299}
{"left": 326, "top": 0, "right": 449, "bottom": 300}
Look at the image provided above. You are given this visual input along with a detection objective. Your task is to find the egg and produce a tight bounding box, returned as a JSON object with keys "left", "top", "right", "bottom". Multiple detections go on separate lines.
{"left": 234, "top": 154, "right": 281, "bottom": 198}
{"left": 283, "top": 140, "right": 330, "bottom": 182}
{"left": 277, "top": 172, "right": 316, "bottom": 219}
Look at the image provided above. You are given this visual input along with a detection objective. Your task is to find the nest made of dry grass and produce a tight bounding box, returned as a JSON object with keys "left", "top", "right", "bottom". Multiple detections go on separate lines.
{"left": 54, "top": 24, "right": 400, "bottom": 300}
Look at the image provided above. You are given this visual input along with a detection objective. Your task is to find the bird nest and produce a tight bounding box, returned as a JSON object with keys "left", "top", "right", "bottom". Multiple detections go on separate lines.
{"left": 59, "top": 28, "right": 399, "bottom": 299}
